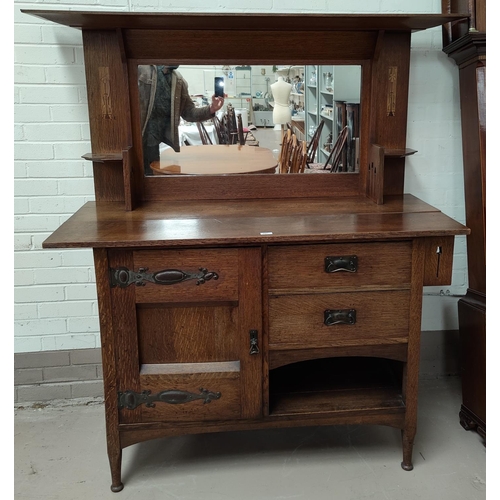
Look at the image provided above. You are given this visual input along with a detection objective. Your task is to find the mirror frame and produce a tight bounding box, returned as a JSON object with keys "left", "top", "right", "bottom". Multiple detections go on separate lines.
{"left": 22, "top": 10, "right": 466, "bottom": 208}
{"left": 127, "top": 34, "right": 374, "bottom": 203}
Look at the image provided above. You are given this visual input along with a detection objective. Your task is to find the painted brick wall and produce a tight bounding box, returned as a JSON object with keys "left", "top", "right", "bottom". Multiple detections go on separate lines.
{"left": 14, "top": 0, "right": 467, "bottom": 353}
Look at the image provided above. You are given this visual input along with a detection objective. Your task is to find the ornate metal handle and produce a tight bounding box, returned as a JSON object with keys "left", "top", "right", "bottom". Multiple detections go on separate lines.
{"left": 324, "top": 256, "right": 358, "bottom": 273}
{"left": 110, "top": 266, "right": 219, "bottom": 287}
{"left": 118, "top": 388, "right": 221, "bottom": 410}
{"left": 324, "top": 309, "right": 357, "bottom": 326}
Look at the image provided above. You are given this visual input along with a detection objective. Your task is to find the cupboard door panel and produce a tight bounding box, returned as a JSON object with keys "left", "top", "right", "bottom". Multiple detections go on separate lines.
{"left": 137, "top": 304, "right": 239, "bottom": 364}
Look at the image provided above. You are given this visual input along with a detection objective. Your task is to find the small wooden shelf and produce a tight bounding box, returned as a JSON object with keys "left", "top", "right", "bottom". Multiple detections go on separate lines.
{"left": 384, "top": 148, "right": 418, "bottom": 158}
{"left": 82, "top": 152, "right": 124, "bottom": 162}
{"left": 269, "top": 357, "right": 404, "bottom": 417}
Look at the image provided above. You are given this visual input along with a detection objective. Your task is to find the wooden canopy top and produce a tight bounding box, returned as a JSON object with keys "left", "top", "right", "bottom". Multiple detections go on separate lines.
{"left": 22, "top": 10, "right": 467, "bottom": 33}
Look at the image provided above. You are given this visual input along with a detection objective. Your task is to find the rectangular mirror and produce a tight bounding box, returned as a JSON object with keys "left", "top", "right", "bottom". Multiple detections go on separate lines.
{"left": 137, "top": 64, "right": 361, "bottom": 177}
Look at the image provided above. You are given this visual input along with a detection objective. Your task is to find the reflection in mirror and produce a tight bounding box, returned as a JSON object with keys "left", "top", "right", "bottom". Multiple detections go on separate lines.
{"left": 137, "top": 64, "right": 361, "bottom": 176}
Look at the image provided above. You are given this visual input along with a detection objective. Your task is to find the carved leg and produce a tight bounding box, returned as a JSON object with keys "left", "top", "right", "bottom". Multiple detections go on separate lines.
{"left": 109, "top": 447, "right": 124, "bottom": 492}
{"left": 401, "top": 430, "right": 415, "bottom": 471}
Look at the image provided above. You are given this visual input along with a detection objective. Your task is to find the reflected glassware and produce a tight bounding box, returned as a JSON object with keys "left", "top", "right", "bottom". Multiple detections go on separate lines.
{"left": 324, "top": 72, "right": 333, "bottom": 90}
{"left": 309, "top": 71, "right": 316, "bottom": 86}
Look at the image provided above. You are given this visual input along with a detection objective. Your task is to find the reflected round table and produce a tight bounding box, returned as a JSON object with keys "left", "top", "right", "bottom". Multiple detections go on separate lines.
{"left": 150, "top": 145, "right": 277, "bottom": 175}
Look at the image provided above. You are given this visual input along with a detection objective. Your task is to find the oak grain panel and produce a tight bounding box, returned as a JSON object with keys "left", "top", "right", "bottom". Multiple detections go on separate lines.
{"left": 132, "top": 248, "right": 239, "bottom": 303}
{"left": 268, "top": 241, "right": 412, "bottom": 290}
{"left": 125, "top": 30, "right": 376, "bottom": 61}
{"left": 423, "top": 236, "right": 455, "bottom": 286}
{"left": 137, "top": 304, "right": 239, "bottom": 364}
{"left": 43, "top": 200, "right": 469, "bottom": 249}
{"left": 108, "top": 249, "right": 142, "bottom": 424}
{"left": 139, "top": 370, "right": 241, "bottom": 422}
{"left": 238, "top": 247, "right": 263, "bottom": 419}
{"left": 269, "top": 290, "right": 410, "bottom": 347}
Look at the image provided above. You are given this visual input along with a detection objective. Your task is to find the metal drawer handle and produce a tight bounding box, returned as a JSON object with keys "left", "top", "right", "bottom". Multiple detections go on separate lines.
{"left": 324, "top": 309, "right": 357, "bottom": 326}
{"left": 118, "top": 388, "right": 221, "bottom": 410}
{"left": 324, "top": 255, "right": 358, "bottom": 273}
{"left": 110, "top": 266, "right": 219, "bottom": 287}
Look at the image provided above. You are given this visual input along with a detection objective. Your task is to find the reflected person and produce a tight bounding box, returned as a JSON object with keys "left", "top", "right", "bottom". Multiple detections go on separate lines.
{"left": 138, "top": 65, "right": 225, "bottom": 174}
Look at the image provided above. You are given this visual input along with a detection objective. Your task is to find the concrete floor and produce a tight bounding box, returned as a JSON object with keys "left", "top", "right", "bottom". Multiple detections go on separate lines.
{"left": 14, "top": 376, "right": 485, "bottom": 500}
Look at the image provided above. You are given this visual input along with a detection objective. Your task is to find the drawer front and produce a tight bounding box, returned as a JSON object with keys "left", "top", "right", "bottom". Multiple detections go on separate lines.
{"left": 268, "top": 242, "right": 412, "bottom": 291}
{"left": 269, "top": 290, "right": 410, "bottom": 348}
{"left": 128, "top": 362, "right": 242, "bottom": 423}
{"left": 132, "top": 248, "right": 239, "bottom": 303}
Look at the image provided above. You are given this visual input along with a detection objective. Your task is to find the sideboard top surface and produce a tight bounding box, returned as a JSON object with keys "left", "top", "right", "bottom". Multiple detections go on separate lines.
{"left": 42, "top": 195, "right": 469, "bottom": 249}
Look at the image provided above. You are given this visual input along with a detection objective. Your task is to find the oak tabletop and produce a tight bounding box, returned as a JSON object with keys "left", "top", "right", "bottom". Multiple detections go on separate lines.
{"left": 42, "top": 195, "right": 469, "bottom": 249}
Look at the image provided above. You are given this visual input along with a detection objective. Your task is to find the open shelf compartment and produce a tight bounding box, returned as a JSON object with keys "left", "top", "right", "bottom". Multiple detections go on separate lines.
{"left": 269, "top": 357, "right": 405, "bottom": 417}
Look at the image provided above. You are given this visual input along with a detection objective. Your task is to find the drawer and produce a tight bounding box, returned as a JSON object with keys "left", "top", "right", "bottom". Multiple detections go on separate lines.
{"left": 132, "top": 248, "right": 239, "bottom": 303}
{"left": 268, "top": 242, "right": 412, "bottom": 291}
{"left": 125, "top": 362, "right": 242, "bottom": 423}
{"left": 269, "top": 290, "right": 410, "bottom": 348}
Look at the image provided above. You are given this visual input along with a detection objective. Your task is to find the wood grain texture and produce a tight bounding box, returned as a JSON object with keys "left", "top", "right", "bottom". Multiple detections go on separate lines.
{"left": 81, "top": 30, "right": 132, "bottom": 202}
{"left": 137, "top": 304, "right": 239, "bottom": 364}
{"left": 400, "top": 238, "right": 426, "bottom": 468}
{"left": 22, "top": 11, "right": 467, "bottom": 32}
{"left": 268, "top": 241, "right": 412, "bottom": 291}
{"left": 108, "top": 249, "right": 142, "bottom": 425}
{"left": 422, "top": 236, "right": 455, "bottom": 286}
{"left": 42, "top": 197, "right": 469, "bottom": 249}
{"left": 132, "top": 248, "right": 239, "bottom": 303}
{"left": 120, "top": 410, "right": 406, "bottom": 448}
{"left": 93, "top": 249, "right": 123, "bottom": 491}
{"left": 237, "top": 247, "right": 263, "bottom": 419}
{"left": 139, "top": 370, "right": 241, "bottom": 422}
{"left": 268, "top": 290, "right": 410, "bottom": 347}
{"left": 143, "top": 170, "right": 361, "bottom": 202}
{"left": 367, "top": 144, "right": 384, "bottom": 204}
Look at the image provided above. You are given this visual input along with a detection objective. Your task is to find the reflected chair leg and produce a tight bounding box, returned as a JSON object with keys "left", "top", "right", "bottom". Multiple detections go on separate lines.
{"left": 401, "top": 429, "right": 415, "bottom": 471}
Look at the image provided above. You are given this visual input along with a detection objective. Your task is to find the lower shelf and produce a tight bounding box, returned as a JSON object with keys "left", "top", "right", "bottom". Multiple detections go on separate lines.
{"left": 269, "top": 357, "right": 404, "bottom": 417}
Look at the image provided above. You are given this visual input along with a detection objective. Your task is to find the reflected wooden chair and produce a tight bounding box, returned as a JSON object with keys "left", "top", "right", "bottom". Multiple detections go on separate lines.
{"left": 290, "top": 140, "right": 308, "bottom": 174}
{"left": 225, "top": 106, "right": 239, "bottom": 145}
{"left": 278, "top": 129, "right": 294, "bottom": 173}
{"left": 324, "top": 125, "right": 349, "bottom": 172}
{"left": 305, "top": 120, "right": 325, "bottom": 168}
{"left": 237, "top": 114, "right": 247, "bottom": 146}
{"left": 196, "top": 122, "right": 213, "bottom": 145}
{"left": 212, "top": 115, "right": 227, "bottom": 144}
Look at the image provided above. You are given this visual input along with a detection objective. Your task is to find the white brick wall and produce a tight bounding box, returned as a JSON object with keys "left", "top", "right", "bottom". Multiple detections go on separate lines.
{"left": 13, "top": 0, "right": 467, "bottom": 353}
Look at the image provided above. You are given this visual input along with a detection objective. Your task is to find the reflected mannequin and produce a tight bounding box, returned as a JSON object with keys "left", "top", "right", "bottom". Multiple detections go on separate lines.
{"left": 270, "top": 77, "right": 292, "bottom": 124}
{"left": 138, "top": 65, "right": 224, "bottom": 174}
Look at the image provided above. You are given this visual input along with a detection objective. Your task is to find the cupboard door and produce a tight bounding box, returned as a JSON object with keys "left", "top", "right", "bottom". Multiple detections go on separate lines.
{"left": 107, "top": 247, "right": 262, "bottom": 424}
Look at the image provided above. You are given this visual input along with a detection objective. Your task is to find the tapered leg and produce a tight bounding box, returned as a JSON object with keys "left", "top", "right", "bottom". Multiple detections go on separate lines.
{"left": 109, "top": 447, "right": 124, "bottom": 492}
{"left": 401, "top": 430, "right": 415, "bottom": 471}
